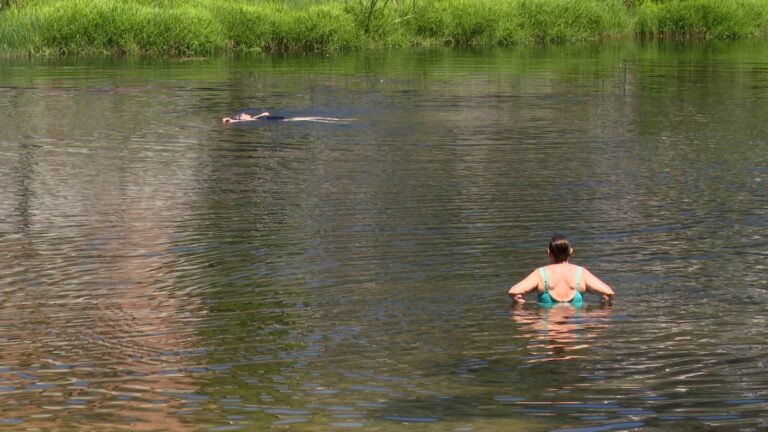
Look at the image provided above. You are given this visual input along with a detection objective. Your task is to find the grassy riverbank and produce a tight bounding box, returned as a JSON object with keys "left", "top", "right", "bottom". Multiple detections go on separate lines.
{"left": 1, "top": 0, "right": 767, "bottom": 56}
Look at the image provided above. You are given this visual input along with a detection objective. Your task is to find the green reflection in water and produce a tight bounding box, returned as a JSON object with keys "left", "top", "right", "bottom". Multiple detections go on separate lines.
{"left": 0, "top": 40, "right": 766, "bottom": 431}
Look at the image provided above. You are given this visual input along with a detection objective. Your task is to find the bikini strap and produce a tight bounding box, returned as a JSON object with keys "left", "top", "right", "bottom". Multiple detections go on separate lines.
{"left": 576, "top": 266, "right": 583, "bottom": 291}
{"left": 539, "top": 267, "right": 549, "bottom": 292}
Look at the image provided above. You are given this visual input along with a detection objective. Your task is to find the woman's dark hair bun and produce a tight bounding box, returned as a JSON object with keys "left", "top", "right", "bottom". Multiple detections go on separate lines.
{"left": 548, "top": 233, "right": 572, "bottom": 262}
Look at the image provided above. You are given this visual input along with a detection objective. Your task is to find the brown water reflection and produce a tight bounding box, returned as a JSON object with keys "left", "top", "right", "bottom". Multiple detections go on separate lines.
{"left": 0, "top": 42, "right": 766, "bottom": 430}
{"left": 0, "top": 236, "right": 201, "bottom": 429}
{"left": 0, "top": 100, "right": 205, "bottom": 428}
{"left": 89, "top": 207, "right": 200, "bottom": 431}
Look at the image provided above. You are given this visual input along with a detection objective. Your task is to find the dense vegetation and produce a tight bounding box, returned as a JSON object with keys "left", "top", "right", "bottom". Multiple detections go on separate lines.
{"left": 1, "top": 0, "right": 767, "bottom": 56}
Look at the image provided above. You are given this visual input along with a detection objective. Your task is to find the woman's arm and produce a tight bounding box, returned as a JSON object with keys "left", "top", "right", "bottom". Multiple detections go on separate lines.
{"left": 223, "top": 112, "right": 270, "bottom": 124}
{"left": 583, "top": 268, "right": 614, "bottom": 304}
{"left": 507, "top": 269, "right": 540, "bottom": 304}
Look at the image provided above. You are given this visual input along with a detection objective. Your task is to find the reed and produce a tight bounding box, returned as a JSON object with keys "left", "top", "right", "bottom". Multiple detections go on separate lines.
{"left": 1, "top": 0, "right": 767, "bottom": 56}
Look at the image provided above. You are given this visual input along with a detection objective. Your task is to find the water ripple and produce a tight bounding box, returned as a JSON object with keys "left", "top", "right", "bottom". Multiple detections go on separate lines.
{"left": 0, "top": 45, "right": 767, "bottom": 430}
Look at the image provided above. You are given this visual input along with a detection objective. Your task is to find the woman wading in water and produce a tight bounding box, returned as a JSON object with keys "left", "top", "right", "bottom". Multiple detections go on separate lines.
{"left": 508, "top": 234, "right": 614, "bottom": 306}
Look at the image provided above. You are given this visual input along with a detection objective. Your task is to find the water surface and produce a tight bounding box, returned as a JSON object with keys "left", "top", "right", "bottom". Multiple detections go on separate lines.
{"left": 0, "top": 42, "right": 767, "bottom": 431}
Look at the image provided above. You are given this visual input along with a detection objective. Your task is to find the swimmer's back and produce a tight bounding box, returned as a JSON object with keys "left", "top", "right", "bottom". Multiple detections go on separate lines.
{"left": 537, "top": 263, "right": 584, "bottom": 303}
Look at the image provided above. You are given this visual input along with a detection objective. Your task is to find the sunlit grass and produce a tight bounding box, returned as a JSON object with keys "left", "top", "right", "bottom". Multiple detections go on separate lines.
{"left": 635, "top": 0, "right": 768, "bottom": 39}
{"left": 0, "top": 0, "right": 767, "bottom": 56}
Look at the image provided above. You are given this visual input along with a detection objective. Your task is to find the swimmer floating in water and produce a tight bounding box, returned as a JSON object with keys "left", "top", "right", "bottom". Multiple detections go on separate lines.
{"left": 508, "top": 234, "right": 614, "bottom": 306}
{"left": 222, "top": 111, "right": 354, "bottom": 124}
{"left": 222, "top": 112, "right": 283, "bottom": 123}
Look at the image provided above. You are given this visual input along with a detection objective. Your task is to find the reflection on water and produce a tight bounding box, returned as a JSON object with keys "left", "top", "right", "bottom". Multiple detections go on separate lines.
{"left": 0, "top": 41, "right": 767, "bottom": 430}
{"left": 510, "top": 304, "right": 613, "bottom": 362}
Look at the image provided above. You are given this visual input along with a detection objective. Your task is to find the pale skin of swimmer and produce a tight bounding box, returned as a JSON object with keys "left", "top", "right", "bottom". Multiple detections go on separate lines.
{"left": 222, "top": 112, "right": 272, "bottom": 124}
{"left": 221, "top": 112, "right": 269, "bottom": 124}
{"left": 223, "top": 112, "right": 355, "bottom": 124}
{"left": 507, "top": 247, "right": 615, "bottom": 305}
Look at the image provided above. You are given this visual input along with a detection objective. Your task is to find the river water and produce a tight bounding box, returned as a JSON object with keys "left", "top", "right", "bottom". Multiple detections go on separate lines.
{"left": 0, "top": 41, "right": 766, "bottom": 431}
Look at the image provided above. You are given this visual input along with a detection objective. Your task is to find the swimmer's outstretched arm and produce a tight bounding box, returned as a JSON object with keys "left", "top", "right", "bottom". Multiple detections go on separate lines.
{"left": 222, "top": 111, "right": 271, "bottom": 124}
{"left": 508, "top": 269, "right": 540, "bottom": 304}
{"left": 583, "top": 268, "right": 614, "bottom": 304}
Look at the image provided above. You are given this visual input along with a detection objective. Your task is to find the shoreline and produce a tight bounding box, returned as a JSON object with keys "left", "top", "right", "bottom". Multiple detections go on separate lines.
{"left": 1, "top": 0, "right": 767, "bottom": 57}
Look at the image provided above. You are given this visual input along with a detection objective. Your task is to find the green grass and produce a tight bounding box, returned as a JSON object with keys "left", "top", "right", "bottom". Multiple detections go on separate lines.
{"left": 0, "top": 0, "right": 767, "bottom": 56}
{"left": 636, "top": 0, "right": 768, "bottom": 39}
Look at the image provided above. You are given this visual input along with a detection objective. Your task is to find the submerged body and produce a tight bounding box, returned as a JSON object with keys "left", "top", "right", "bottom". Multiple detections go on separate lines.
{"left": 222, "top": 112, "right": 283, "bottom": 123}
{"left": 508, "top": 234, "right": 614, "bottom": 306}
{"left": 222, "top": 111, "right": 354, "bottom": 124}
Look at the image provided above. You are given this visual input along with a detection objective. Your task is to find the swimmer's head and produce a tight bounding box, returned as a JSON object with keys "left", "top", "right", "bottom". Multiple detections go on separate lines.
{"left": 548, "top": 233, "right": 573, "bottom": 263}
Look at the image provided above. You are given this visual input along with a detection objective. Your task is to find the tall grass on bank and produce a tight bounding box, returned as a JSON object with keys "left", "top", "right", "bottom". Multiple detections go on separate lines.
{"left": 635, "top": 0, "right": 768, "bottom": 39}
{"left": 0, "top": 0, "right": 364, "bottom": 55}
{"left": 409, "top": 0, "right": 631, "bottom": 45}
{"left": 0, "top": 0, "right": 767, "bottom": 56}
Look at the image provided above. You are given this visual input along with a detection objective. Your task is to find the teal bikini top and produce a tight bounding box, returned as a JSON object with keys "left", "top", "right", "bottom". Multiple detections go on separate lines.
{"left": 537, "top": 266, "right": 584, "bottom": 306}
